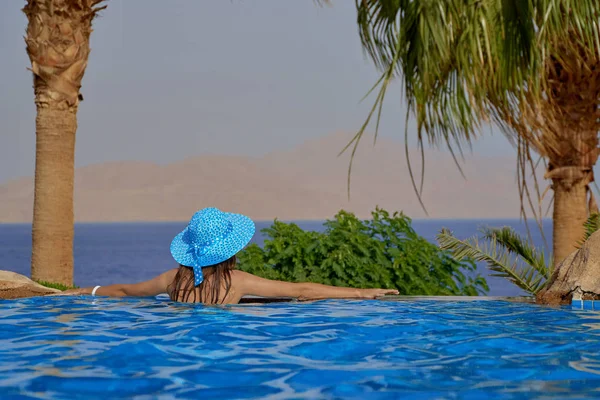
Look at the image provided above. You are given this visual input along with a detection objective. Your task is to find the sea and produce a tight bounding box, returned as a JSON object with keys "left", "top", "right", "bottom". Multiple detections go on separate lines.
{"left": 0, "top": 219, "right": 552, "bottom": 297}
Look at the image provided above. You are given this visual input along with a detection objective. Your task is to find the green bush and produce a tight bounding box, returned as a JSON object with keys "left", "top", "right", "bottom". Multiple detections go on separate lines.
{"left": 238, "top": 208, "right": 488, "bottom": 296}
{"left": 36, "top": 281, "right": 78, "bottom": 291}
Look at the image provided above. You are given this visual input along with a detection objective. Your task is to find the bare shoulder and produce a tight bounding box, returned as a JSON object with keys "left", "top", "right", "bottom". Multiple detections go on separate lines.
{"left": 160, "top": 268, "right": 178, "bottom": 285}
{"left": 231, "top": 270, "right": 256, "bottom": 286}
{"left": 164, "top": 268, "right": 179, "bottom": 278}
{"left": 151, "top": 268, "right": 178, "bottom": 296}
{"left": 231, "top": 270, "right": 298, "bottom": 298}
{"left": 230, "top": 270, "right": 272, "bottom": 292}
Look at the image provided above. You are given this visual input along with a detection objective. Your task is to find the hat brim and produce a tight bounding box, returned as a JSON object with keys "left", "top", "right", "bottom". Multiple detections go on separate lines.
{"left": 170, "top": 212, "right": 255, "bottom": 268}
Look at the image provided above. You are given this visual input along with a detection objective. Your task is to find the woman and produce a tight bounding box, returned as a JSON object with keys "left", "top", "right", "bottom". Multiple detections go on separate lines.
{"left": 64, "top": 207, "right": 398, "bottom": 304}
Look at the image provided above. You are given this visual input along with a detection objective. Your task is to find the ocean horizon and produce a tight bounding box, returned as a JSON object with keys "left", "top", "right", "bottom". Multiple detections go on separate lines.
{"left": 0, "top": 219, "right": 553, "bottom": 297}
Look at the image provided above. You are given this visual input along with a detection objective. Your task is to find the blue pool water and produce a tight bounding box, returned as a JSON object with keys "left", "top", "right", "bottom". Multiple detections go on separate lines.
{"left": 1, "top": 297, "right": 599, "bottom": 399}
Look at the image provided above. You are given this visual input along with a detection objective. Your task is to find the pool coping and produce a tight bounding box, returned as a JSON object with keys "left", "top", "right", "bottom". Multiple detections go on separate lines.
{"left": 164, "top": 294, "right": 595, "bottom": 309}
{"left": 377, "top": 295, "right": 535, "bottom": 303}
{"left": 238, "top": 295, "right": 536, "bottom": 304}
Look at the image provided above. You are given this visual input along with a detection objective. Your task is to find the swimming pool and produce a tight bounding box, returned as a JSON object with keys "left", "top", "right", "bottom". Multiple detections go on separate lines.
{"left": 1, "top": 297, "right": 599, "bottom": 399}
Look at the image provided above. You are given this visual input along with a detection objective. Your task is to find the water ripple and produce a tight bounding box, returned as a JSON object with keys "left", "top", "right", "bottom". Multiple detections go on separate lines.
{"left": 1, "top": 297, "right": 600, "bottom": 399}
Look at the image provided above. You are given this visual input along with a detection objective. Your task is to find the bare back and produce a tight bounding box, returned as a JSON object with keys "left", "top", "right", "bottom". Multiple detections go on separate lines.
{"left": 169, "top": 274, "right": 243, "bottom": 304}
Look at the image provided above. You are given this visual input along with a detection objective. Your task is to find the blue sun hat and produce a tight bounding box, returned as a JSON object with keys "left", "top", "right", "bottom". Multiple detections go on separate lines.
{"left": 170, "top": 207, "right": 255, "bottom": 286}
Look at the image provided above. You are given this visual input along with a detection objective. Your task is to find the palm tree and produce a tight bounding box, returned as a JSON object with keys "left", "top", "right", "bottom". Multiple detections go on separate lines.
{"left": 437, "top": 213, "right": 600, "bottom": 297}
{"left": 346, "top": 1, "right": 600, "bottom": 266}
{"left": 438, "top": 227, "right": 552, "bottom": 296}
{"left": 23, "top": 0, "right": 106, "bottom": 285}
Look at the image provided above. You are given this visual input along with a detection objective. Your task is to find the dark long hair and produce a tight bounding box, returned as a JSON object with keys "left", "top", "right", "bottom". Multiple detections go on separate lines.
{"left": 167, "top": 256, "right": 236, "bottom": 304}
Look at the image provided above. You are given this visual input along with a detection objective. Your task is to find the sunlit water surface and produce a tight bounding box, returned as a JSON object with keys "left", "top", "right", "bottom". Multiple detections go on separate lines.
{"left": 1, "top": 297, "right": 600, "bottom": 399}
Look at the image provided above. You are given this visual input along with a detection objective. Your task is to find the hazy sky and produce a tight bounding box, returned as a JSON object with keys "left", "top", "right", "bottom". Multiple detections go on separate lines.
{"left": 0, "top": 0, "right": 514, "bottom": 184}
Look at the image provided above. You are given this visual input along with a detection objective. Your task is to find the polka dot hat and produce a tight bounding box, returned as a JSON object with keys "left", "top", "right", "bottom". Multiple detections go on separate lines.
{"left": 170, "top": 207, "right": 255, "bottom": 286}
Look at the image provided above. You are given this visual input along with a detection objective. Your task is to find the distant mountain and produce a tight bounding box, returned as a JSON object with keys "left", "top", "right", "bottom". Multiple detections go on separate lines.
{"left": 0, "top": 132, "right": 541, "bottom": 222}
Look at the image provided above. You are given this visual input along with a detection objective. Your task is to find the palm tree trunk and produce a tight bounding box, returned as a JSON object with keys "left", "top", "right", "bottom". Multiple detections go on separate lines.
{"left": 24, "top": 0, "right": 106, "bottom": 286}
{"left": 31, "top": 106, "right": 77, "bottom": 285}
{"left": 552, "top": 179, "right": 588, "bottom": 265}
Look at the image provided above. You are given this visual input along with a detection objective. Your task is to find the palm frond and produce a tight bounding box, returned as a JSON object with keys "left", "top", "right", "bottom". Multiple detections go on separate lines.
{"left": 480, "top": 227, "right": 552, "bottom": 278}
{"left": 354, "top": 0, "right": 494, "bottom": 145}
{"left": 347, "top": 0, "right": 600, "bottom": 235}
{"left": 346, "top": 0, "right": 518, "bottom": 211}
{"left": 437, "top": 228, "right": 547, "bottom": 295}
{"left": 579, "top": 213, "right": 600, "bottom": 247}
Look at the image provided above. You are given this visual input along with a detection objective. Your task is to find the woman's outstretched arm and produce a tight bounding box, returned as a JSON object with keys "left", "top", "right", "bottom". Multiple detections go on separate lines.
{"left": 233, "top": 270, "right": 398, "bottom": 300}
{"left": 59, "top": 269, "right": 177, "bottom": 297}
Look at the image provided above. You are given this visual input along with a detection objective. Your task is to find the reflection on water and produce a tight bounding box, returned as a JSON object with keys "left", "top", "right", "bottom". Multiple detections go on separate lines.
{"left": 1, "top": 297, "right": 600, "bottom": 398}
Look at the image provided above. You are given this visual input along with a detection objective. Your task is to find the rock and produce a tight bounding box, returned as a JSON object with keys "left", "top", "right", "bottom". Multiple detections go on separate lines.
{"left": 537, "top": 231, "right": 600, "bottom": 305}
{"left": 0, "top": 270, "right": 61, "bottom": 300}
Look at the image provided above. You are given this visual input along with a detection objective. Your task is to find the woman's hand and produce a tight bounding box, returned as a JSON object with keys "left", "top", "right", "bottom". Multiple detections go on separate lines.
{"left": 357, "top": 288, "right": 399, "bottom": 299}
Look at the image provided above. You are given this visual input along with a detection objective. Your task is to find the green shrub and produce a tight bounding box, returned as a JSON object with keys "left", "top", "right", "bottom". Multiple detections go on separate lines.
{"left": 238, "top": 208, "right": 488, "bottom": 295}
{"left": 36, "top": 281, "right": 79, "bottom": 291}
